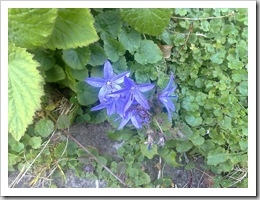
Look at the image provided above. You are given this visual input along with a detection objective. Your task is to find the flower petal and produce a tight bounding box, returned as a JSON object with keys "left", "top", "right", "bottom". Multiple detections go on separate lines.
{"left": 131, "top": 115, "right": 142, "bottom": 129}
{"left": 124, "top": 76, "right": 135, "bottom": 88}
{"left": 134, "top": 90, "right": 150, "bottom": 110}
{"left": 103, "top": 60, "right": 114, "bottom": 79}
{"left": 112, "top": 71, "right": 130, "bottom": 84}
{"left": 165, "top": 98, "right": 176, "bottom": 111}
{"left": 91, "top": 103, "right": 107, "bottom": 111}
{"left": 165, "top": 104, "right": 173, "bottom": 122}
{"left": 85, "top": 77, "right": 105, "bottom": 87}
{"left": 124, "top": 93, "right": 134, "bottom": 112}
{"left": 98, "top": 86, "right": 110, "bottom": 102}
{"left": 138, "top": 84, "right": 155, "bottom": 92}
{"left": 118, "top": 115, "right": 131, "bottom": 130}
{"left": 162, "top": 72, "right": 174, "bottom": 92}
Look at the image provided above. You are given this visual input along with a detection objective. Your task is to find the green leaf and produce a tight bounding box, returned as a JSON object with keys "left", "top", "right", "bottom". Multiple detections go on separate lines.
{"left": 239, "top": 139, "right": 248, "bottom": 151}
{"left": 35, "top": 119, "right": 54, "bottom": 137}
{"left": 29, "top": 136, "right": 42, "bottom": 149}
{"left": 174, "top": 34, "right": 185, "bottom": 46}
{"left": 94, "top": 10, "right": 122, "bottom": 40}
{"left": 67, "top": 141, "right": 78, "bottom": 156}
{"left": 8, "top": 153, "right": 22, "bottom": 167}
{"left": 88, "top": 44, "right": 107, "bottom": 66}
{"left": 62, "top": 47, "right": 91, "bottom": 70}
{"left": 140, "top": 143, "right": 157, "bottom": 159}
{"left": 175, "top": 8, "right": 188, "bottom": 16}
{"left": 220, "top": 116, "right": 231, "bottom": 130}
{"left": 112, "top": 56, "right": 128, "bottom": 74}
{"left": 8, "top": 8, "right": 57, "bottom": 49}
{"left": 207, "top": 147, "right": 228, "bottom": 166}
{"left": 76, "top": 81, "right": 99, "bottom": 106}
{"left": 176, "top": 140, "right": 193, "bottom": 153}
{"left": 45, "top": 65, "right": 66, "bottom": 82}
{"left": 104, "top": 38, "right": 126, "bottom": 62}
{"left": 88, "top": 109, "right": 107, "bottom": 124}
{"left": 57, "top": 114, "right": 70, "bottom": 129}
{"left": 162, "top": 151, "right": 180, "bottom": 167}
{"left": 118, "top": 28, "right": 141, "bottom": 54}
{"left": 44, "top": 8, "right": 98, "bottom": 50}
{"left": 231, "top": 70, "right": 248, "bottom": 82}
{"left": 134, "top": 40, "right": 163, "bottom": 65}
{"left": 237, "top": 81, "right": 248, "bottom": 96}
{"left": 8, "top": 44, "right": 44, "bottom": 141}
{"left": 120, "top": 8, "right": 173, "bottom": 36}
{"left": 185, "top": 115, "right": 203, "bottom": 127}
{"left": 9, "top": 134, "right": 24, "bottom": 153}
{"left": 32, "top": 49, "right": 56, "bottom": 71}
{"left": 70, "top": 68, "right": 89, "bottom": 81}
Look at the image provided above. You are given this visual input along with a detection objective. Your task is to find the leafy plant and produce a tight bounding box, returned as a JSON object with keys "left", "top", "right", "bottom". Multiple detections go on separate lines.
{"left": 8, "top": 8, "right": 248, "bottom": 188}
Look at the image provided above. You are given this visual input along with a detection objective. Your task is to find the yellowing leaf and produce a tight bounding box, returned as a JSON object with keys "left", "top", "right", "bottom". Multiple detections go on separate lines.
{"left": 8, "top": 44, "right": 44, "bottom": 141}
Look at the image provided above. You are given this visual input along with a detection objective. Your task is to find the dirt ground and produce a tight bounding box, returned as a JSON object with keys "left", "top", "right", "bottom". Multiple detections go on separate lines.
{"left": 8, "top": 122, "right": 213, "bottom": 188}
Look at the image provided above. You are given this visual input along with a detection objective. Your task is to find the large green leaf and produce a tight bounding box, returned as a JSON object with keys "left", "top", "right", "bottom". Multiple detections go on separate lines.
{"left": 207, "top": 147, "right": 228, "bottom": 166}
{"left": 8, "top": 8, "right": 58, "bottom": 49}
{"left": 8, "top": 44, "right": 44, "bottom": 141}
{"left": 88, "top": 44, "right": 107, "bottom": 66}
{"left": 104, "top": 38, "right": 126, "bottom": 62}
{"left": 76, "top": 81, "right": 99, "bottom": 106}
{"left": 44, "top": 8, "right": 99, "bottom": 50}
{"left": 118, "top": 28, "right": 141, "bottom": 54}
{"left": 120, "top": 8, "right": 173, "bottom": 36}
{"left": 134, "top": 40, "right": 163, "bottom": 65}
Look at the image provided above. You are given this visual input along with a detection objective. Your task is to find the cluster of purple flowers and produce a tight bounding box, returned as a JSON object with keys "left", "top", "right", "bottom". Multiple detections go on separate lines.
{"left": 85, "top": 60, "right": 177, "bottom": 130}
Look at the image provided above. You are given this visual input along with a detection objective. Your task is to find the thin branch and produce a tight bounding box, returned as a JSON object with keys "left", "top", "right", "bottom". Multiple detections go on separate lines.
{"left": 176, "top": 23, "right": 193, "bottom": 58}
{"left": 63, "top": 129, "right": 129, "bottom": 188}
{"left": 172, "top": 11, "right": 235, "bottom": 21}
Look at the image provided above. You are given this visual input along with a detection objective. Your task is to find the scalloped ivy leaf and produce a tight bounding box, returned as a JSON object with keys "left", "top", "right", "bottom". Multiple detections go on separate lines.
{"left": 88, "top": 44, "right": 107, "bottom": 66}
{"left": 185, "top": 115, "right": 203, "bottom": 127}
{"left": 104, "top": 38, "right": 126, "bottom": 62}
{"left": 8, "top": 8, "right": 58, "bottom": 49}
{"left": 94, "top": 10, "right": 122, "bottom": 40}
{"left": 44, "top": 8, "right": 99, "bottom": 50}
{"left": 29, "top": 136, "right": 42, "bottom": 149}
{"left": 120, "top": 8, "right": 173, "bottom": 36}
{"left": 118, "top": 28, "right": 141, "bottom": 54}
{"left": 134, "top": 40, "right": 163, "bottom": 65}
{"left": 207, "top": 147, "right": 228, "bottom": 166}
{"left": 35, "top": 119, "right": 54, "bottom": 138}
{"left": 32, "top": 49, "right": 56, "bottom": 71}
{"left": 62, "top": 47, "right": 91, "bottom": 70}
{"left": 76, "top": 81, "right": 99, "bottom": 106}
{"left": 8, "top": 44, "right": 44, "bottom": 141}
{"left": 45, "top": 65, "right": 66, "bottom": 82}
{"left": 140, "top": 143, "right": 157, "bottom": 159}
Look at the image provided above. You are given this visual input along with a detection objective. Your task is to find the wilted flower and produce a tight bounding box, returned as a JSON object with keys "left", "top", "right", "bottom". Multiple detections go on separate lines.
{"left": 85, "top": 60, "right": 130, "bottom": 102}
{"left": 109, "top": 76, "right": 154, "bottom": 112}
{"left": 158, "top": 73, "right": 177, "bottom": 121}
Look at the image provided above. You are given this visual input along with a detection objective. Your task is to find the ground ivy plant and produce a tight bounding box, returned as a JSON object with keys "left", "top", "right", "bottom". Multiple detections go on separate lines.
{"left": 8, "top": 8, "right": 248, "bottom": 188}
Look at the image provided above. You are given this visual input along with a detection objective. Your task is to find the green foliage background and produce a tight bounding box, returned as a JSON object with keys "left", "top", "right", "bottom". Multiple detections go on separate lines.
{"left": 8, "top": 8, "right": 248, "bottom": 188}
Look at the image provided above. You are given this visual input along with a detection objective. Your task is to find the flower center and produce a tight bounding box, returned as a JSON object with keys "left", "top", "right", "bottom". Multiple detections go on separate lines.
{"left": 106, "top": 81, "right": 112, "bottom": 86}
{"left": 130, "top": 86, "right": 136, "bottom": 90}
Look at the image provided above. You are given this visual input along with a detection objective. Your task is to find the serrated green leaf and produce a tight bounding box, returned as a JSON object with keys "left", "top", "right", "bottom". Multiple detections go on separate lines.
{"left": 8, "top": 153, "right": 22, "bottom": 167}
{"left": 35, "top": 119, "right": 54, "bottom": 137}
{"left": 8, "top": 8, "right": 57, "bottom": 49}
{"left": 140, "top": 143, "right": 157, "bottom": 159}
{"left": 62, "top": 47, "right": 90, "bottom": 70}
{"left": 67, "top": 141, "right": 78, "bottom": 156}
{"left": 207, "top": 147, "right": 228, "bottom": 166}
{"left": 57, "top": 114, "right": 70, "bottom": 129}
{"left": 118, "top": 28, "right": 141, "bottom": 54}
{"left": 29, "top": 136, "right": 42, "bottom": 149}
{"left": 134, "top": 40, "right": 163, "bottom": 65}
{"left": 220, "top": 116, "right": 231, "bottom": 130}
{"left": 94, "top": 10, "right": 122, "bottom": 40}
{"left": 121, "top": 8, "right": 173, "bottom": 36}
{"left": 44, "top": 8, "right": 98, "bottom": 50}
{"left": 9, "top": 134, "right": 25, "bottom": 153}
{"left": 112, "top": 56, "right": 127, "bottom": 74}
{"left": 175, "top": 8, "right": 188, "bottom": 16}
{"left": 200, "top": 20, "right": 210, "bottom": 31}
{"left": 8, "top": 44, "right": 44, "bottom": 141}
{"left": 70, "top": 68, "right": 89, "bottom": 81}
{"left": 185, "top": 115, "right": 203, "bottom": 127}
{"left": 88, "top": 109, "right": 107, "bottom": 124}
{"left": 174, "top": 34, "right": 185, "bottom": 46}
{"left": 104, "top": 38, "right": 126, "bottom": 62}
{"left": 76, "top": 81, "right": 99, "bottom": 106}
{"left": 45, "top": 65, "right": 66, "bottom": 82}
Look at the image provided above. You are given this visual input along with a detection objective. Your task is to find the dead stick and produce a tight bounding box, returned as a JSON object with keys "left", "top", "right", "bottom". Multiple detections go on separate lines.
{"left": 63, "top": 129, "right": 129, "bottom": 188}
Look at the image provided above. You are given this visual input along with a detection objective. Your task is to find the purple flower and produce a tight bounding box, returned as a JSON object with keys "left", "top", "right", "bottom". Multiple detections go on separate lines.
{"left": 109, "top": 76, "right": 154, "bottom": 112}
{"left": 158, "top": 73, "right": 177, "bottom": 121}
{"left": 118, "top": 104, "right": 150, "bottom": 130}
{"left": 85, "top": 60, "right": 130, "bottom": 102}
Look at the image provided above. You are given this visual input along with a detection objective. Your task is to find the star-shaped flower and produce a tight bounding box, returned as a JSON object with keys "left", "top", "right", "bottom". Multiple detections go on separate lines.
{"left": 85, "top": 60, "right": 130, "bottom": 102}
{"left": 158, "top": 73, "right": 177, "bottom": 121}
{"left": 109, "top": 76, "right": 154, "bottom": 112}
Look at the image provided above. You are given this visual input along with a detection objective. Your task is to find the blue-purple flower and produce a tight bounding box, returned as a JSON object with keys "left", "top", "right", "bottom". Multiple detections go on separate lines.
{"left": 85, "top": 60, "right": 130, "bottom": 102}
{"left": 118, "top": 104, "right": 150, "bottom": 130}
{"left": 158, "top": 73, "right": 177, "bottom": 121}
{"left": 109, "top": 76, "right": 154, "bottom": 112}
